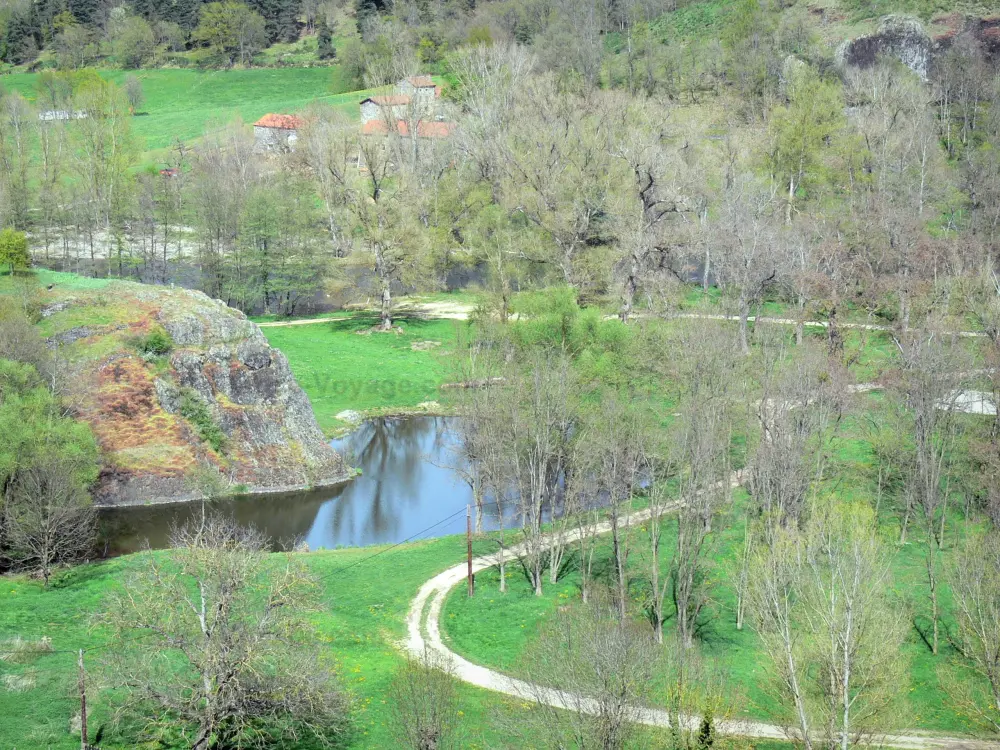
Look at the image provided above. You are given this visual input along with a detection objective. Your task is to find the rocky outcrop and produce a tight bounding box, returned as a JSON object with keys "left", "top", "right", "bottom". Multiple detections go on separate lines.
{"left": 43, "top": 283, "right": 349, "bottom": 506}
{"left": 837, "top": 15, "right": 932, "bottom": 80}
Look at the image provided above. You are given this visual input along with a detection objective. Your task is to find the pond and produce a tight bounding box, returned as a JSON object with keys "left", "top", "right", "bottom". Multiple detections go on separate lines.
{"left": 99, "top": 417, "right": 494, "bottom": 555}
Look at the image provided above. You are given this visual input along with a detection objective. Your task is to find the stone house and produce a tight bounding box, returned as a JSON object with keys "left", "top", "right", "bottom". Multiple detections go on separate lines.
{"left": 359, "top": 95, "right": 413, "bottom": 125}
{"left": 253, "top": 113, "right": 305, "bottom": 151}
{"left": 397, "top": 75, "right": 438, "bottom": 109}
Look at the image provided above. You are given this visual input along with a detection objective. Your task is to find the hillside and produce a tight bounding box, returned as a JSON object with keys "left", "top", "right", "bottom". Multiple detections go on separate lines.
{"left": 21, "top": 272, "right": 348, "bottom": 505}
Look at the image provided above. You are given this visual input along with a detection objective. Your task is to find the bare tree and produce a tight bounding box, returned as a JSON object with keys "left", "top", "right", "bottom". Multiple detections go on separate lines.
{"left": 748, "top": 334, "right": 846, "bottom": 532}
{"left": 508, "top": 597, "right": 661, "bottom": 750}
{"left": 711, "top": 174, "right": 781, "bottom": 354}
{"left": 389, "top": 647, "right": 462, "bottom": 750}
{"left": 602, "top": 93, "right": 693, "bottom": 322}
{"left": 2, "top": 457, "right": 96, "bottom": 586}
{"left": 502, "top": 352, "right": 575, "bottom": 596}
{"left": 945, "top": 528, "right": 1000, "bottom": 734}
{"left": 448, "top": 42, "right": 535, "bottom": 199}
{"left": 98, "top": 515, "right": 349, "bottom": 749}
{"left": 671, "top": 395, "right": 732, "bottom": 648}
{"left": 893, "top": 324, "right": 969, "bottom": 654}
{"left": 576, "top": 396, "right": 649, "bottom": 619}
{"left": 746, "top": 500, "right": 905, "bottom": 750}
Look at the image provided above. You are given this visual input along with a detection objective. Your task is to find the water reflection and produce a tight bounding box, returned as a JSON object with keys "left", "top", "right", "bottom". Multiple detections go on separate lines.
{"left": 100, "top": 417, "right": 486, "bottom": 554}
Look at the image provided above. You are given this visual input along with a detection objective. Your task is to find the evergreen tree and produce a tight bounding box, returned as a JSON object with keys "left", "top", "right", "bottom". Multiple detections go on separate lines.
{"left": 247, "top": 0, "right": 299, "bottom": 43}
{"left": 1, "top": 11, "right": 39, "bottom": 64}
{"left": 67, "top": 0, "right": 100, "bottom": 26}
{"left": 316, "top": 15, "right": 334, "bottom": 60}
{"left": 697, "top": 706, "right": 715, "bottom": 750}
{"left": 354, "top": 0, "right": 383, "bottom": 34}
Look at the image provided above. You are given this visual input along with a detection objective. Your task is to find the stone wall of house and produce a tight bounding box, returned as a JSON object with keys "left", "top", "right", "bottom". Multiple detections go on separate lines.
{"left": 360, "top": 100, "right": 381, "bottom": 124}
{"left": 254, "top": 126, "right": 297, "bottom": 151}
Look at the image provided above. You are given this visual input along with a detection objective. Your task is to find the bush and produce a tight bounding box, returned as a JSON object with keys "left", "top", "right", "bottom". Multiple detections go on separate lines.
{"left": 179, "top": 389, "right": 227, "bottom": 453}
{"left": 132, "top": 326, "right": 172, "bottom": 357}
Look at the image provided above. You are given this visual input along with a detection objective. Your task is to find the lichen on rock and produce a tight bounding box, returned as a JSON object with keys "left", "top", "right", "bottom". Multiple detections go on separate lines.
{"left": 44, "top": 281, "right": 349, "bottom": 505}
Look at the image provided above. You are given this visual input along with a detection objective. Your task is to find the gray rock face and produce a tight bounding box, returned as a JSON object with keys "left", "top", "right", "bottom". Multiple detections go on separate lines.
{"left": 93, "top": 286, "right": 348, "bottom": 506}
{"left": 837, "top": 15, "right": 932, "bottom": 80}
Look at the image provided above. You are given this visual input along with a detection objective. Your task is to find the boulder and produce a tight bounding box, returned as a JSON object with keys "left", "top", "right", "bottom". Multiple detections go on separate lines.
{"left": 837, "top": 15, "right": 932, "bottom": 80}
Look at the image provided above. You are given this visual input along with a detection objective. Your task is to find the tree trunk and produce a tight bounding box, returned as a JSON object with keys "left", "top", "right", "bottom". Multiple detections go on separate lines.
{"left": 738, "top": 296, "right": 751, "bottom": 355}
{"left": 612, "top": 516, "right": 628, "bottom": 619}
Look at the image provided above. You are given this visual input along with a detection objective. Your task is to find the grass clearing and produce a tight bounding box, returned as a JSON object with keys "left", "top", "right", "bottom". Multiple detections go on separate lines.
{"left": 1, "top": 67, "right": 371, "bottom": 161}
{"left": 259, "top": 313, "right": 464, "bottom": 434}
{"left": 0, "top": 532, "right": 538, "bottom": 749}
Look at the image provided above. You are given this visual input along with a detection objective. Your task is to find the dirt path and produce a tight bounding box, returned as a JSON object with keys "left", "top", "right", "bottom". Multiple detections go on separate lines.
{"left": 257, "top": 299, "right": 474, "bottom": 328}
{"left": 259, "top": 304, "right": 986, "bottom": 340}
{"left": 403, "top": 473, "right": 994, "bottom": 749}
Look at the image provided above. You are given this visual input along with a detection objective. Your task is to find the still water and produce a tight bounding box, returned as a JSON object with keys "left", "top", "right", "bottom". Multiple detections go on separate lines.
{"left": 99, "top": 417, "right": 486, "bottom": 554}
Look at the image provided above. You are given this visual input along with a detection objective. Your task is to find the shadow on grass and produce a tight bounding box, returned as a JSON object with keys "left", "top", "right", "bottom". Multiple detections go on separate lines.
{"left": 324, "top": 313, "right": 460, "bottom": 336}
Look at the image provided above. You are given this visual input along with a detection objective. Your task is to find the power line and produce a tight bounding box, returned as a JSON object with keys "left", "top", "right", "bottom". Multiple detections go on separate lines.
{"left": 312, "top": 505, "right": 468, "bottom": 583}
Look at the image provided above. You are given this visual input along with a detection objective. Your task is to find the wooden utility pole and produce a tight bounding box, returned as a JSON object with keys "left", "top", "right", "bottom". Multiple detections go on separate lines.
{"left": 467, "top": 504, "right": 474, "bottom": 597}
{"left": 78, "top": 649, "right": 88, "bottom": 750}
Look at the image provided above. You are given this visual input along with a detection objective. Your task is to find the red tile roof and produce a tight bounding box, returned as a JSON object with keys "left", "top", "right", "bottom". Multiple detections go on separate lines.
{"left": 254, "top": 113, "right": 305, "bottom": 130}
{"left": 416, "top": 120, "right": 453, "bottom": 138}
{"left": 363, "top": 95, "right": 412, "bottom": 107}
{"left": 361, "top": 119, "right": 454, "bottom": 138}
{"left": 407, "top": 75, "right": 436, "bottom": 88}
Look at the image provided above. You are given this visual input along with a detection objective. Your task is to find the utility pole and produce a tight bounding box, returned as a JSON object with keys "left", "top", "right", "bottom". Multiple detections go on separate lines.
{"left": 78, "top": 649, "right": 88, "bottom": 750}
{"left": 467, "top": 504, "right": 474, "bottom": 597}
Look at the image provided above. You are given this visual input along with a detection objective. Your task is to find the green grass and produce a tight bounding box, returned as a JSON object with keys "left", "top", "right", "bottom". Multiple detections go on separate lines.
{"left": 1, "top": 67, "right": 372, "bottom": 161}
{"left": 0, "top": 532, "right": 543, "bottom": 749}
{"left": 0, "top": 268, "right": 113, "bottom": 293}
{"left": 259, "top": 314, "right": 464, "bottom": 433}
{"left": 441, "top": 399, "right": 995, "bottom": 739}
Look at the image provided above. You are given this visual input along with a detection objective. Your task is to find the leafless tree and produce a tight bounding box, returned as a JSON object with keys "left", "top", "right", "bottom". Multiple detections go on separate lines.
{"left": 389, "top": 647, "right": 462, "bottom": 750}
{"left": 501, "top": 352, "right": 575, "bottom": 596}
{"left": 746, "top": 500, "right": 905, "bottom": 750}
{"left": 893, "top": 324, "right": 969, "bottom": 654}
{"left": 448, "top": 42, "right": 535, "bottom": 199}
{"left": 576, "top": 396, "right": 649, "bottom": 619}
{"left": 602, "top": 92, "right": 693, "bottom": 322}
{"left": 946, "top": 528, "right": 1000, "bottom": 735}
{"left": 500, "top": 76, "right": 611, "bottom": 290}
{"left": 507, "top": 597, "right": 661, "bottom": 750}
{"left": 98, "top": 515, "right": 349, "bottom": 749}
{"left": 671, "top": 395, "right": 732, "bottom": 648}
{"left": 2, "top": 457, "right": 96, "bottom": 586}
{"left": 748, "top": 334, "right": 846, "bottom": 532}
{"left": 711, "top": 173, "right": 781, "bottom": 354}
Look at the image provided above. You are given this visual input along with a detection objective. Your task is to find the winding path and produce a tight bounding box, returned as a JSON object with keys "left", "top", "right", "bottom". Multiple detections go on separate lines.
{"left": 259, "top": 301, "right": 988, "bottom": 340}
{"left": 403, "top": 489, "right": 995, "bottom": 749}
{"left": 275, "top": 297, "right": 993, "bottom": 745}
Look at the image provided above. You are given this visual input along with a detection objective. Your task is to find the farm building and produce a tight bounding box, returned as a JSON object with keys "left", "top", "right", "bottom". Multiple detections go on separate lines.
{"left": 397, "top": 75, "right": 440, "bottom": 108}
{"left": 360, "top": 95, "right": 413, "bottom": 125}
{"left": 358, "top": 75, "right": 452, "bottom": 139}
{"left": 253, "top": 113, "right": 305, "bottom": 151}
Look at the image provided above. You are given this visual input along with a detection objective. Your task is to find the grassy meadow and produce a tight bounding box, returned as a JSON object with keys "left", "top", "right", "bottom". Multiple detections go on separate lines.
{"left": 0, "top": 532, "right": 515, "bottom": 749}
{"left": 259, "top": 313, "right": 465, "bottom": 434}
{"left": 1, "top": 66, "right": 370, "bottom": 163}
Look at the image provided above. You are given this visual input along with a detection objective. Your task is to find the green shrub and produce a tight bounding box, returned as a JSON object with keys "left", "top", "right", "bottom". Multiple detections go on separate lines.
{"left": 132, "top": 326, "right": 173, "bottom": 357}
{"left": 179, "top": 389, "right": 227, "bottom": 453}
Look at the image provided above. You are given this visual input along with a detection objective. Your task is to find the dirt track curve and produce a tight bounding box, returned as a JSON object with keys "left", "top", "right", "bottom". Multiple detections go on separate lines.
{"left": 403, "top": 482, "right": 995, "bottom": 749}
